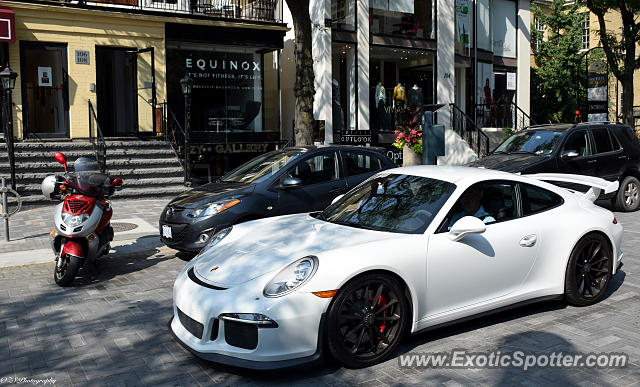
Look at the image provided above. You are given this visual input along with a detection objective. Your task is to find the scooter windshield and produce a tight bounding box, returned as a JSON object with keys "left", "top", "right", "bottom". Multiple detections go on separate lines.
{"left": 67, "top": 158, "right": 109, "bottom": 196}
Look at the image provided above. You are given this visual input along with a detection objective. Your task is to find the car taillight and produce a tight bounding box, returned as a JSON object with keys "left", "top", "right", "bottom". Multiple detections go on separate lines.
{"left": 613, "top": 217, "right": 618, "bottom": 224}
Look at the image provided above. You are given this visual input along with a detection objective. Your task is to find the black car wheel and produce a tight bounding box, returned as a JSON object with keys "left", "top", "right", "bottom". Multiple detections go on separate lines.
{"left": 326, "top": 273, "right": 408, "bottom": 368}
{"left": 614, "top": 176, "right": 640, "bottom": 212}
{"left": 564, "top": 234, "right": 612, "bottom": 306}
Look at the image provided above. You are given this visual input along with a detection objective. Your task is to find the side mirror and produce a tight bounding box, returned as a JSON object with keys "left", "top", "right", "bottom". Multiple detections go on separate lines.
{"left": 331, "top": 194, "right": 345, "bottom": 205}
{"left": 449, "top": 216, "right": 487, "bottom": 242}
{"left": 54, "top": 152, "right": 67, "bottom": 171}
{"left": 561, "top": 150, "right": 579, "bottom": 160}
{"left": 281, "top": 177, "right": 302, "bottom": 188}
{"left": 110, "top": 178, "right": 123, "bottom": 188}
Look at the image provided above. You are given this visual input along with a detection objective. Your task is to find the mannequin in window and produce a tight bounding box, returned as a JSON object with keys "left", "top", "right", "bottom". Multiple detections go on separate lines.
{"left": 408, "top": 84, "right": 424, "bottom": 108}
{"left": 393, "top": 83, "right": 406, "bottom": 109}
{"left": 332, "top": 79, "right": 345, "bottom": 134}
{"left": 374, "top": 82, "right": 386, "bottom": 137}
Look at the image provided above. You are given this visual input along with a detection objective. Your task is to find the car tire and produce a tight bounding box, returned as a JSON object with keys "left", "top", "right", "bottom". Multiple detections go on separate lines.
{"left": 54, "top": 255, "right": 82, "bottom": 287}
{"left": 326, "top": 273, "right": 408, "bottom": 368}
{"left": 564, "top": 233, "right": 612, "bottom": 306}
{"left": 614, "top": 176, "right": 640, "bottom": 212}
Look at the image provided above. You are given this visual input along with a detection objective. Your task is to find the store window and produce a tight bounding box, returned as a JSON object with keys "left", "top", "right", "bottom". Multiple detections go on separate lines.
{"left": 332, "top": 0, "right": 355, "bottom": 31}
{"left": 455, "top": 0, "right": 474, "bottom": 56}
{"left": 492, "top": 0, "right": 516, "bottom": 58}
{"left": 370, "top": 0, "right": 434, "bottom": 39}
{"left": 369, "top": 46, "right": 434, "bottom": 133}
{"left": 581, "top": 13, "right": 590, "bottom": 50}
{"left": 166, "top": 43, "right": 280, "bottom": 134}
{"left": 332, "top": 43, "right": 357, "bottom": 133}
{"left": 477, "top": 0, "right": 492, "bottom": 52}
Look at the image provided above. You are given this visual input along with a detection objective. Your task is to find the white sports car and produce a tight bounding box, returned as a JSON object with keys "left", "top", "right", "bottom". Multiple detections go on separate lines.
{"left": 169, "top": 166, "right": 623, "bottom": 369}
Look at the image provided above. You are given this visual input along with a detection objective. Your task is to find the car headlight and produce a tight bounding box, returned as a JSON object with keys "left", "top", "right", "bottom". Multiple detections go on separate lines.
{"left": 196, "top": 227, "right": 232, "bottom": 257}
{"left": 264, "top": 256, "right": 318, "bottom": 297}
{"left": 61, "top": 213, "right": 90, "bottom": 227}
{"left": 186, "top": 199, "right": 241, "bottom": 218}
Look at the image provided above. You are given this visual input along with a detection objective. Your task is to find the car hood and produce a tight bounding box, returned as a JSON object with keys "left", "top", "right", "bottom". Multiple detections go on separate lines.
{"left": 169, "top": 182, "right": 255, "bottom": 208}
{"left": 467, "top": 153, "right": 549, "bottom": 173}
{"left": 193, "top": 213, "right": 399, "bottom": 286}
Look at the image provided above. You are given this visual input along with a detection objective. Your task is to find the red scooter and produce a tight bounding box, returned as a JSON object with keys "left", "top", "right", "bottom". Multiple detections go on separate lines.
{"left": 42, "top": 152, "right": 122, "bottom": 286}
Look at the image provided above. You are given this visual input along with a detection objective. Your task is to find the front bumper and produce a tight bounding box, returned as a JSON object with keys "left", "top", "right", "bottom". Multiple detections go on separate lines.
{"left": 169, "top": 264, "right": 331, "bottom": 369}
{"left": 159, "top": 220, "right": 218, "bottom": 252}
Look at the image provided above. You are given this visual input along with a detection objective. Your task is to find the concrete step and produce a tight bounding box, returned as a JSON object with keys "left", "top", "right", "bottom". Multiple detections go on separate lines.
{"left": 0, "top": 140, "right": 174, "bottom": 151}
{"left": 0, "top": 166, "right": 185, "bottom": 184}
{"left": 13, "top": 177, "right": 187, "bottom": 195}
{"left": 0, "top": 158, "right": 181, "bottom": 172}
{"left": 0, "top": 148, "right": 179, "bottom": 162}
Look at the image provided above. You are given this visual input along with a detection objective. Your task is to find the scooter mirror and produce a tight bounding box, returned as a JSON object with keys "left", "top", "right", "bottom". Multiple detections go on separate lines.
{"left": 54, "top": 152, "right": 67, "bottom": 171}
{"left": 110, "top": 178, "right": 123, "bottom": 188}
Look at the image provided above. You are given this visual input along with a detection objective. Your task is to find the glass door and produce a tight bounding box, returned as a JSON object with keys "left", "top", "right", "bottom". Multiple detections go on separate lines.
{"left": 20, "top": 42, "right": 69, "bottom": 138}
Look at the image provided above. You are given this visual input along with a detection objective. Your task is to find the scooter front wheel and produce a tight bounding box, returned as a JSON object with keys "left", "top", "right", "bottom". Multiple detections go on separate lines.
{"left": 54, "top": 254, "right": 82, "bottom": 287}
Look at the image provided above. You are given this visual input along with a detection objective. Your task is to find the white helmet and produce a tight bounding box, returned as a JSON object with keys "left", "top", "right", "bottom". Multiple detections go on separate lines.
{"left": 41, "top": 175, "right": 58, "bottom": 200}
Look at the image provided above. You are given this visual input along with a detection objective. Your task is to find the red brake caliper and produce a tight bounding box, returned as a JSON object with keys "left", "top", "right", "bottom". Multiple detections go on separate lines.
{"left": 376, "top": 295, "right": 388, "bottom": 338}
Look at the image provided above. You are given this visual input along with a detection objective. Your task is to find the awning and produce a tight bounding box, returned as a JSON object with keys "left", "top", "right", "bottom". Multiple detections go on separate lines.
{"left": 0, "top": 9, "right": 15, "bottom": 43}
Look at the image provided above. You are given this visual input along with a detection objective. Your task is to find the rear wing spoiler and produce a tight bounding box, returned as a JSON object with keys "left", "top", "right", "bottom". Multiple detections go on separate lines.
{"left": 525, "top": 173, "right": 619, "bottom": 202}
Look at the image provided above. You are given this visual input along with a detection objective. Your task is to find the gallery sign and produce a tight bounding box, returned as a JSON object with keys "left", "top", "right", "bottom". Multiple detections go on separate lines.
{"left": 0, "top": 9, "right": 15, "bottom": 43}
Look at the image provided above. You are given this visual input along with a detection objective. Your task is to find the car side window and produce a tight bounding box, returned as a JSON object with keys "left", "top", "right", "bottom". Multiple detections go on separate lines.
{"left": 439, "top": 181, "right": 518, "bottom": 231}
{"left": 287, "top": 152, "right": 339, "bottom": 186}
{"left": 520, "top": 183, "right": 563, "bottom": 215}
{"left": 592, "top": 128, "right": 615, "bottom": 154}
{"left": 563, "top": 130, "right": 592, "bottom": 157}
{"left": 343, "top": 151, "right": 382, "bottom": 176}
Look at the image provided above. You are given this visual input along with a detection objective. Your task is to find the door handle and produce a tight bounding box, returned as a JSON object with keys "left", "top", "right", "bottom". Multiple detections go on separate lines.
{"left": 587, "top": 160, "right": 597, "bottom": 164}
{"left": 520, "top": 234, "right": 537, "bottom": 247}
{"left": 329, "top": 187, "right": 345, "bottom": 195}
{"left": 618, "top": 155, "right": 628, "bottom": 160}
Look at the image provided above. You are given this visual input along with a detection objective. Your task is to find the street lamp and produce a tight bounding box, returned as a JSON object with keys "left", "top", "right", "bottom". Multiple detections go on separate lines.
{"left": 180, "top": 74, "right": 194, "bottom": 186}
{"left": 0, "top": 65, "right": 18, "bottom": 191}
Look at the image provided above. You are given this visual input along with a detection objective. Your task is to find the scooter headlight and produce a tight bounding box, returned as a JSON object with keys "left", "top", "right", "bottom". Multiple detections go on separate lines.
{"left": 62, "top": 213, "right": 90, "bottom": 227}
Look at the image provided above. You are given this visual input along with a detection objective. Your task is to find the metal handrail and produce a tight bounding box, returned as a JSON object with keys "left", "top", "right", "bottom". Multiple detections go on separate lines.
{"left": 158, "top": 102, "right": 187, "bottom": 171}
{"left": 450, "top": 103, "right": 490, "bottom": 157}
{"left": 475, "top": 102, "right": 536, "bottom": 132}
{"left": 88, "top": 100, "right": 107, "bottom": 173}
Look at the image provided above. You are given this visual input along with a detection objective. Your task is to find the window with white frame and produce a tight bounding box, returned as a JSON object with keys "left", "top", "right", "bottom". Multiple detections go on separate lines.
{"left": 534, "top": 16, "right": 545, "bottom": 52}
{"left": 581, "top": 13, "right": 590, "bottom": 50}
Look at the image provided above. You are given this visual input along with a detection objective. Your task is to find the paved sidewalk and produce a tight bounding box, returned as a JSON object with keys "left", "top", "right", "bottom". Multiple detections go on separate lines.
{"left": 0, "top": 198, "right": 170, "bottom": 255}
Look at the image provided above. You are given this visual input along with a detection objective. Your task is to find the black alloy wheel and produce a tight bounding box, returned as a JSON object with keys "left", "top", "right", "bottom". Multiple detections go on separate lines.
{"left": 564, "top": 234, "right": 612, "bottom": 306}
{"left": 54, "top": 254, "right": 81, "bottom": 287}
{"left": 327, "top": 273, "right": 408, "bottom": 368}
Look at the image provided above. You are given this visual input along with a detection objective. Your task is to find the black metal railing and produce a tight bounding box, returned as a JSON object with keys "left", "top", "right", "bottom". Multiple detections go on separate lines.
{"left": 158, "top": 102, "right": 188, "bottom": 180}
{"left": 474, "top": 102, "right": 536, "bottom": 132}
{"left": 88, "top": 100, "right": 107, "bottom": 173}
{"left": 450, "top": 103, "right": 490, "bottom": 158}
{"left": 28, "top": 0, "right": 281, "bottom": 23}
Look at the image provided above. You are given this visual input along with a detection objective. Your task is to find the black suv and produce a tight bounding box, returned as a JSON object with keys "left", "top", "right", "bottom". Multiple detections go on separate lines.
{"left": 468, "top": 122, "right": 640, "bottom": 211}
{"left": 159, "top": 145, "right": 396, "bottom": 252}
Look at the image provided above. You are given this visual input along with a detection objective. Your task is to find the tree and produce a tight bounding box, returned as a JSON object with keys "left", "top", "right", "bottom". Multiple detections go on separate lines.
{"left": 285, "top": 0, "right": 315, "bottom": 145}
{"left": 531, "top": 0, "right": 585, "bottom": 123}
{"left": 585, "top": 0, "right": 640, "bottom": 127}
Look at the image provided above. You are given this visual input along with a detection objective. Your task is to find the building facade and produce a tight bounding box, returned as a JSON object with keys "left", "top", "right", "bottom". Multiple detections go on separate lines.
{"left": 283, "top": 0, "right": 531, "bottom": 161}
{"left": 0, "top": 0, "right": 286, "bottom": 181}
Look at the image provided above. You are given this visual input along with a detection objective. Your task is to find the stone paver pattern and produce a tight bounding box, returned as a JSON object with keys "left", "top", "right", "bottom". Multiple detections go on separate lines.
{"left": 0, "top": 206, "right": 639, "bottom": 386}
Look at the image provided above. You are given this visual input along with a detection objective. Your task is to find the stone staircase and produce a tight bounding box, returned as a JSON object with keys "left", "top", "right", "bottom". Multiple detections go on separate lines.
{"left": 0, "top": 140, "right": 188, "bottom": 207}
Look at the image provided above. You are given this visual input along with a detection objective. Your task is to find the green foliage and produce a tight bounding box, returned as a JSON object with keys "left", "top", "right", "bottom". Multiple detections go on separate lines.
{"left": 531, "top": 0, "right": 585, "bottom": 123}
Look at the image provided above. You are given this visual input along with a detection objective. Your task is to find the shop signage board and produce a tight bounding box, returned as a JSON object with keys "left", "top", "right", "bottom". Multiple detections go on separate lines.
{"left": 75, "top": 50, "right": 90, "bottom": 65}
{"left": 506, "top": 72, "right": 516, "bottom": 90}
{"left": 0, "top": 9, "right": 15, "bottom": 42}
{"left": 587, "top": 61, "right": 608, "bottom": 122}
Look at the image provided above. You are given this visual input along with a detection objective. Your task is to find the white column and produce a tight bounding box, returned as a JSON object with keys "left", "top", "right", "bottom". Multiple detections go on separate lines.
{"left": 347, "top": 47, "right": 357, "bottom": 130}
{"left": 516, "top": 0, "right": 530, "bottom": 117}
{"left": 357, "top": 0, "right": 370, "bottom": 132}
{"left": 436, "top": 0, "right": 455, "bottom": 127}
{"left": 311, "top": 0, "right": 333, "bottom": 143}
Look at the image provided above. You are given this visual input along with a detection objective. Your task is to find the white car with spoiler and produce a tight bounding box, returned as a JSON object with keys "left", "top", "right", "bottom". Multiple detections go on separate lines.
{"left": 169, "top": 166, "right": 623, "bottom": 369}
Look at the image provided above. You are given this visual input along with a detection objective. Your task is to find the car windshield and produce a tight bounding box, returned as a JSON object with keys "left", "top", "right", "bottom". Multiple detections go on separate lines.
{"left": 494, "top": 130, "right": 564, "bottom": 156}
{"left": 319, "top": 174, "right": 456, "bottom": 234}
{"left": 221, "top": 150, "right": 303, "bottom": 184}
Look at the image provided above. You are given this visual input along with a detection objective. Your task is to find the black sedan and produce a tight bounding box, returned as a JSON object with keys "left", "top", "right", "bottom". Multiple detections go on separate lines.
{"left": 468, "top": 122, "right": 640, "bottom": 211}
{"left": 159, "top": 145, "right": 395, "bottom": 252}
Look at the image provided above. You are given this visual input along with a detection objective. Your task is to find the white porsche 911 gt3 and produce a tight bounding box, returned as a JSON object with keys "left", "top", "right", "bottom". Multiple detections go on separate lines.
{"left": 169, "top": 166, "right": 623, "bottom": 369}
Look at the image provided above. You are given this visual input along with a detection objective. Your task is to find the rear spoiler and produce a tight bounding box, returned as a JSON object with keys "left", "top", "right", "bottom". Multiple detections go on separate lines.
{"left": 525, "top": 173, "right": 619, "bottom": 202}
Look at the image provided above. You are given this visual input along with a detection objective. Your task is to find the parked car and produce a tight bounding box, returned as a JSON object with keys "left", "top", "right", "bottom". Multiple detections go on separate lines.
{"left": 169, "top": 166, "right": 622, "bottom": 369}
{"left": 468, "top": 122, "right": 640, "bottom": 211}
{"left": 159, "top": 145, "right": 395, "bottom": 252}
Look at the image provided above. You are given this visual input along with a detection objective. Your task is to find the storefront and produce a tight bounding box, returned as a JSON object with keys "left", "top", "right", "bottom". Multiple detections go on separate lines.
{"left": 165, "top": 23, "right": 285, "bottom": 181}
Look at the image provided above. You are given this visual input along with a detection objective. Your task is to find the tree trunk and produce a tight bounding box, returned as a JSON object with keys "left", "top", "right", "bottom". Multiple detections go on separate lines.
{"left": 286, "top": 0, "right": 315, "bottom": 146}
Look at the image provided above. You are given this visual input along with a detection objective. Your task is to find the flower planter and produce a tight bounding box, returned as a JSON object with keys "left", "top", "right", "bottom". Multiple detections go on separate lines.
{"left": 402, "top": 145, "right": 421, "bottom": 166}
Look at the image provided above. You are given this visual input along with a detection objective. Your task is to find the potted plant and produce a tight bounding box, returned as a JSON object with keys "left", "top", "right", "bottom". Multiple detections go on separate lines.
{"left": 393, "top": 107, "right": 423, "bottom": 166}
